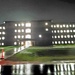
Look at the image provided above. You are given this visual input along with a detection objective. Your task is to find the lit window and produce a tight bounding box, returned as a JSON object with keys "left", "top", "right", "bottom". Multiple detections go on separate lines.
{"left": 45, "top": 22, "right": 48, "bottom": 25}
{"left": 18, "top": 24, "right": 21, "bottom": 26}
{"left": 15, "top": 30, "right": 17, "bottom": 32}
{"left": 0, "top": 32, "right": 1, "bottom": 34}
{"left": 25, "top": 28, "right": 31, "bottom": 33}
{"left": 18, "top": 29, "right": 21, "bottom": 33}
{"left": 70, "top": 30, "right": 72, "bottom": 32}
{"left": 61, "top": 35, "right": 63, "bottom": 38}
{"left": 2, "top": 43, "right": 4, "bottom": 45}
{"left": 57, "top": 30, "right": 59, "bottom": 33}
{"left": 61, "top": 41, "right": 64, "bottom": 44}
{"left": 68, "top": 41, "right": 70, "bottom": 44}
{"left": 67, "top": 30, "right": 69, "bottom": 33}
{"left": 22, "top": 35, "right": 24, "bottom": 38}
{"left": 57, "top": 24, "right": 59, "bottom": 28}
{"left": 52, "top": 41, "right": 54, "bottom": 44}
{"left": 39, "top": 34, "right": 42, "bottom": 38}
{"left": 3, "top": 22, "right": 5, "bottom": 24}
{"left": 0, "top": 27, "right": 2, "bottom": 29}
{"left": 2, "top": 37, "right": 5, "bottom": 40}
{"left": 66, "top": 25, "right": 69, "bottom": 28}
{"left": 74, "top": 35, "right": 75, "bottom": 37}
{"left": 60, "top": 25, "right": 62, "bottom": 28}
{"left": 64, "top": 30, "right": 66, "bottom": 33}
{"left": 64, "top": 35, "right": 67, "bottom": 38}
{"left": 58, "top": 35, "right": 60, "bottom": 38}
{"left": 14, "top": 42, "right": 17, "bottom": 45}
{"left": 73, "top": 30, "right": 75, "bottom": 32}
{"left": 54, "top": 30, "right": 56, "bottom": 33}
{"left": 45, "top": 28, "right": 48, "bottom": 31}
{"left": 71, "top": 35, "right": 73, "bottom": 38}
{"left": 70, "top": 24, "right": 72, "bottom": 27}
{"left": 65, "top": 41, "right": 67, "bottom": 44}
{"left": 22, "top": 29, "right": 24, "bottom": 32}
{"left": 21, "top": 42, "right": 24, "bottom": 45}
{"left": 15, "top": 24, "right": 17, "bottom": 27}
{"left": 54, "top": 25, "right": 56, "bottom": 28}
{"left": 25, "top": 34, "right": 31, "bottom": 39}
{"left": 3, "top": 27, "right": 5, "bottom": 29}
{"left": 14, "top": 36, "right": 17, "bottom": 39}
{"left": 52, "top": 30, "right": 53, "bottom": 33}
{"left": 18, "top": 35, "right": 21, "bottom": 38}
{"left": 73, "top": 24, "right": 75, "bottom": 27}
{"left": 2, "top": 32, "right": 5, "bottom": 35}
{"left": 58, "top": 41, "right": 60, "bottom": 44}
{"left": 52, "top": 36, "right": 54, "bottom": 38}
{"left": 63, "top": 24, "right": 65, "bottom": 27}
{"left": 55, "top": 36, "right": 57, "bottom": 38}
{"left": 21, "top": 23, "right": 24, "bottom": 26}
{"left": 60, "top": 30, "right": 63, "bottom": 33}
{"left": 67, "top": 35, "right": 70, "bottom": 38}
{"left": 51, "top": 25, "right": 53, "bottom": 28}
{"left": 71, "top": 41, "right": 74, "bottom": 44}
{"left": 55, "top": 41, "right": 57, "bottom": 44}
{"left": 26, "top": 23, "right": 31, "bottom": 27}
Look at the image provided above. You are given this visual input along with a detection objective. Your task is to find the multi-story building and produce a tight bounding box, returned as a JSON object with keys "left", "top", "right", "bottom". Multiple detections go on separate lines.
{"left": 0, "top": 20, "right": 75, "bottom": 46}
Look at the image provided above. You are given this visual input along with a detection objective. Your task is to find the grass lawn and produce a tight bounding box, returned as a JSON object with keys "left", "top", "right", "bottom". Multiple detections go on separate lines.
{"left": 6, "top": 45, "right": 75, "bottom": 62}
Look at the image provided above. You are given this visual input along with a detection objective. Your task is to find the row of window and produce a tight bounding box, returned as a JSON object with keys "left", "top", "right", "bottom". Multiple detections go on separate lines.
{"left": 0, "top": 37, "right": 5, "bottom": 40}
{"left": 52, "top": 35, "right": 75, "bottom": 39}
{"left": 52, "top": 41, "right": 75, "bottom": 44}
{"left": 0, "top": 43, "right": 4, "bottom": 45}
{"left": 0, "top": 32, "right": 6, "bottom": 35}
{"left": 14, "top": 29, "right": 31, "bottom": 33}
{"left": 15, "top": 23, "right": 31, "bottom": 27}
{"left": 51, "top": 24, "right": 75, "bottom": 28}
{"left": 0, "top": 26, "right": 5, "bottom": 30}
{"left": 52, "top": 30, "right": 75, "bottom": 33}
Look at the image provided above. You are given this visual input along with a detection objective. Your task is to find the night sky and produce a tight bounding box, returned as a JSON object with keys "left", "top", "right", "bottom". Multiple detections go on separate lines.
{"left": 0, "top": 0, "right": 75, "bottom": 24}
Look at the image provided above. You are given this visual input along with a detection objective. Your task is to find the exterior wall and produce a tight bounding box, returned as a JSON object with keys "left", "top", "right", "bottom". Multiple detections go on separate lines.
{"left": 0, "top": 21, "right": 75, "bottom": 46}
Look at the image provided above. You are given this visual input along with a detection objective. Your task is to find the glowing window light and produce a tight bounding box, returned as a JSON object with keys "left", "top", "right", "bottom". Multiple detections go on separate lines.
{"left": 18, "top": 24, "right": 21, "bottom": 26}
{"left": 54, "top": 30, "right": 56, "bottom": 33}
{"left": 15, "top": 24, "right": 17, "bottom": 27}
{"left": 3, "top": 27, "right": 5, "bottom": 29}
{"left": 26, "top": 23, "right": 31, "bottom": 27}
{"left": 60, "top": 30, "right": 63, "bottom": 33}
{"left": 39, "top": 34, "right": 42, "bottom": 38}
{"left": 2, "top": 43, "right": 4, "bottom": 45}
{"left": 21, "top": 23, "right": 24, "bottom": 26}
{"left": 58, "top": 35, "right": 60, "bottom": 38}
{"left": 55, "top": 36, "right": 57, "bottom": 38}
{"left": 22, "top": 35, "right": 24, "bottom": 38}
{"left": 61, "top": 41, "right": 64, "bottom": 44}
{"left": 21, "top": 42, "right": 24, "bottom": 45}
{"left": 67, "top": 30, "right": 69, "bottom": 33}
{"left": 73, "top": 24, "right": 75, "bottom": 27}
{"left": 70, "top": 30, "right": 72, "bottom": 32}
{"left": 51, "top": 25, "right": 53, "bottom": 28}
{"left": 14, "top": 42, "right": 17, "bottom": 45}
{"left": 0, "top": 32, "right": 1, "bottom": 34}
{"left": 0, "top": 27, "right": 2, "bottom": 29}
{"left": 25, "top": 34, "right": 31, "bottom": 39}
{"left": 2, "top": 32, "right": 5, "bottom": 35}
{"left": 14, "top": 30, "right": 17, "bottom": 32}
{"left": 65, "top": 41, "right": 67, "bottom": 44}
{"left": 2, "top": 37, "right": 5, "bottom": 40}
{"left": 64, "top": 35, "right": 67, "bottom": 38}
{"left": 45, "top": 28, "right": 49, "bottom": 31}
{"left": 61, "top": 35, "right": 63, "bottom": 38}
{"left": 66, "top": 25, "right": 69, "bottom": 28}
{"left": 64, "top": 30, "right": 66, "bottom": 33}
{"left": 52, "top": 30, "right": 53, "bottom": 33}
{"left": 73, "top": 30, "right": 75, "bottom": 32}
{"left": 67, "top": 35, "right": 70, "bottom": 38}
{"left": 45, "top": 22, "right": 48, "bottom": 25}
{"left": 18, "top": 29, "right": 21, "bottom": 33}
{"left": 54, "top": 25, "right": 56, "bottom": 28}
{"left": 57, "top": 24, "right": 59, "bottom": 28}
{"left": 70, "top": 24, "right": 72, "bottom": 27}
{"left": 55, "top": 41, "right": 57, "bottom": 44}
{"left": 63, "top": 24, "right": 65, "bottom": 27}
{"left": 52, "top": 36, "right": 54, "bottom": 38}
{"left": 52, "top": 41, "right": 54, "bottom": 44}
{"left": 68, "top": 41, "right": 70, "bottom": 44}
{"left": 22, "top": 29, "right": 24, "bottom": 32}
{"left": 71, "top": 41, "right": 74, "bottom": 44}
{"left": 74, "top": 35, "right": 75, "bottom": 37}
{"left": 58, "top": 41, "right": 60, "bottom": 44}
{"left": 60, "top": 25, "right": 62, "bottom": 28}
{"left": 57, "top": 30, "right": 59, "bottom": 33}
{"left": 18, "top": 35, "right": 21, "bottom": 38}
{"left": 14, "top": 36, "right": 17, "bottom": 39}
{"left": 71, "top": 35, "right": 73, "bottom": 38}
{"left": 25, "top": 28, "right": 31, "bottom": 33}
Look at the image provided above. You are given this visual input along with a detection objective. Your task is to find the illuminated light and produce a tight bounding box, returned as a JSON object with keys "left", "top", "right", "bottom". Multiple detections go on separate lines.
{"left": 55, "top": 41, "right": 57, "bottom": 44}
{"left": 61, "top": 35, "right": 63, "bottom": 38}
{"left": 70, "top": 30, "right": 72, "bottom": 32}
{"left": 70, "top": 24, "right": 72, "bottom": 27}
{"left": 73, "top": 24, "right": 75, "bottom": 27}
{"left": 18, "top": 24, "right": 21, "bottom": 26}
{"left": 14, "top": 42, "right": 17, "bottom": 45}
{"left": 61, "top": 41, "right": 64, "bottom": 44}
{"left": 22, "top": 35, "right": 24, "bottom": 38}
{"left": 60, "top": 25, "right": 62, "bottom": 28}
{"left": 14, "top": 36, "right": 17, "bottom": 39}
{"left": 51, "top": 25, "right": 53, "bottom": 28}
{"left": 68, "top": 41, "right": 70, "bottom": 44}
{"left": 64, "top": 30, "right": 66, "bottom": 33}
{"left": 0, "top": 27, "right": 2, "bottom": 29}
{"left": 58, "top": 41, "right": 60, "bottom": 44}
{"left": 21, "top": 42, "right": 24, "bottom": 45}
{"left": 21, "top": 23, "right": 24, "bottom": 26}
{"left": 3, "top": 22, "right": 5, "bottom": 24}
{"left": 25, "top": 41, "right": 32, "bottom": 47}
{"left": 54, "top": 30, "right": 56, "bottom": 33}
{"left": 57, "top": 30, "right": 59, "bottom": 33}
{"left": 45, "top": 22, "right": 48, "bottom": 25}
{"left": 71, "top": 35, "right": 73, "bottom": 38}
{"left": 56, "top": 24, "right": 59, "bottom": 28}
{"left": 65, "top": 41, "right": 67, "bottom": 44}
{"left": 2, "top": 37, "right": 5, "bottom": 40}
{"left": 0, "top": 32, "right": 1, "bottom": 34}
{"left": 66, "top": 25, "right": 69, "bottom": 28}
{"left": 14, "top": 30, "right": 17, "bottom": 32}
{"left": 22, "top": 29, "right": 24, "bottom": 32}
{"left": 60, "top": 30, "right": 63, "bottom": 33}
{"left": 67, "top": 30, "right": 69, "bottom": 33}
{"left": 25, "top": 34, "right": 31, "bottom": 39}
{"left": 63, "top": 24, "right": 65, "bottom": 27}
{"left": 15, "top": 24, "right": 17, "bottom": 27}
{"left": 18, "top": 35, "right": 21, "bottom": 38}
{"left": 52, "top": 41, "right": 54, "bottom": 44}
{"left": 67, "top": 35, "right": 70, "bottom": 38}
{"left": 64, "top": 35, "right": 67, "bottom": 38}
{"left": 55, "top": 36, "right": 57, "bottom": 38}
{"left": 58, "top": 35, "right": 60, "bottom": 38}
{"left": 52, "top": 30, "right": 53, "bottom": 33}
{"left": 54, "top": 25, "right": 56, "bottom": 28}
{"left": 25, "top": 28, "right": 31, "bottom": 33}
{"left": 2, "top": 43, "right": 4, "bottom": 45}
{"left": 52, "top": 36, "right": 54, "bottom": 38}
{"left": 2, "top": 32, "right": 5, "bottom": 35}
{"left": 74, "top": 35, "right": 75, "bottom": 37}
{"left": 3, "top": 27, "right": 5, "bottom": 29}
{"left": 73, "top": 30, "right": 75, "bottom": 32}
{"left": 18, "top": 29, "right": 21, "bottom": 33}
{"left": 45, "top": 28, "right": 48, "bottom": 31}
{"left": 39, "top": 34, "right": 42, "bottom": 38}
{"left": 26, "top": 23, "right": 31, "bottom": 27}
